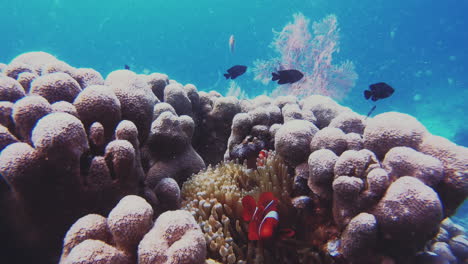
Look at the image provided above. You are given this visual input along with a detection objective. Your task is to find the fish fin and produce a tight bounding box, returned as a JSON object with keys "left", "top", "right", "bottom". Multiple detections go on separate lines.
{"left": 279, "top": 228, "right": 295, "bottom": 240}
{"left": 242, "top": 195, "right": 257, "bottom": 221}
{"left": 259, "top": 192, "right": 277, "bottom": 208}
{"left": 278, "top": 79, "right": 288, "bottom": 85}
{"left": 272, "top": 72, "right": 280, "bottom": 81}
{"left": 248, "top": 220, "right": 260, "bottom": 240}
{"left": 364, "top": 90, "right": 372, "bottom": 100}
{"left": 224, "top": 73, "right": 230, "bottom": 79}
{"left": 371, "top": 96, "right": 378, "bottom": 102}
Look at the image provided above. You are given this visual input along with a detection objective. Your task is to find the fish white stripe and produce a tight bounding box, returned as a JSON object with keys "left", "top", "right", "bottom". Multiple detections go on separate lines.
{"left": 259, "top": 210, "right": 279, "bottom": 235}
{"left": 251, "top": 207, "right": 259, "bottom": 220}
{"left": 264, "top": 200, "right": 275, "bottom": 212}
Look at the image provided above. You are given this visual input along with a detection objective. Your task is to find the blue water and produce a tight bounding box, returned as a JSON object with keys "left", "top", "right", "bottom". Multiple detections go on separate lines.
{"left": 1, "top": 0, "right": 467, "bottom": 143}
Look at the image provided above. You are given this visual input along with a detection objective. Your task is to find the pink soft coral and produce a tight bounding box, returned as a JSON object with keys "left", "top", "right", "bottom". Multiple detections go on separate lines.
{"left": 253, "top": 13, "right": 358, "bottom": 100}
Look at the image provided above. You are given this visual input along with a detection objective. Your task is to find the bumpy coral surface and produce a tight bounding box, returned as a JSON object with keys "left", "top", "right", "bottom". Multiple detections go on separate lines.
{"left": 0, "top": 51, "right": 467, "bottom": 264}
{"left": 61, "top": 196, "right": 207, "bottom": 264}
{"left": 219, "top": 96, "right": 467, "bottom": 263}
{"left": 59, "top": 196, "right": 149, "bottom": 263}
{"left": 0, "top": 52, "right": 207, "bottom": 263}
{"left": 138, "top": 210, "right": 207, "bottom": 264}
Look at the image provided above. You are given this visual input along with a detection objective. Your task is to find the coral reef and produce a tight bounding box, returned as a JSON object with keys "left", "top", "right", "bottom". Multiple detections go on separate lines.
{"left": 339, "top": 213, "right": 377, "bottom": 261}
{"left": 145, "top": 110, "right": 205, "bottom": 188}
{"left": 221, "top": 95, "right": 467, "bottom": 263}
{"left": 0, "top": 51, "right": 467, "bottom": 264}
{"left": 363, "top": 112, "right": 428, "bottom": 159}
{"left": 421, "top": 217, "right": 468, "bottom": 263}
{"left": 419, "top": 134, "right": 468, "bottom": 216}
{"left": 274, "top": 119, "right": 318, "bottom": 167}
{"left": 0, "top": 75, "right": 26, "bottom": 102}
{"left": 0, "top": 52, "right": 204, "bottom": 263}
{"left": 373, "top": 177, "right": 443, "bottom": 252}
{"left": 382, "top": 146, "right": 444, "bottom": 187}
{"left": 194, "top": 94, "right": 242, "bottom": 165}
{"left": 60, "top": 195, "right": 207, "bottom": 264}
{"left": 138, "top": 210, "right": 207, "bottom": 264}
{"left": 30, "top": 72, "right": 82, "bottom": 103}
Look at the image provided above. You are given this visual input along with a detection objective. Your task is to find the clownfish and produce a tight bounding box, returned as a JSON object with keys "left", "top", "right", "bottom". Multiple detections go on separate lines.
{"left": 258, "top": 149, "right": 268, "bottom": 159}
{"left": 242, "top": 192, "right": 295, "bottom": 241}
{"left": 256, "top": 149, "right": 268, "bottom": 167}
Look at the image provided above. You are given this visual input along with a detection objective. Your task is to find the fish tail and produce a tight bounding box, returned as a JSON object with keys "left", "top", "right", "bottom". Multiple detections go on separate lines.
{"left": 364, "top": 90, "right": 372, "bottom": 100}
{"left": 272, "top": 72, "right": 279, "bottom": 81}
{"left": 224, "top": 73, "right": 230, "bottom": 79}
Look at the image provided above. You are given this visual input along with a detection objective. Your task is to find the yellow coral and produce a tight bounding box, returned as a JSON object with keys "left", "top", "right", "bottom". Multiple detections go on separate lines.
{"left": 181, "top": 151, "right": 292, "bottom": 264}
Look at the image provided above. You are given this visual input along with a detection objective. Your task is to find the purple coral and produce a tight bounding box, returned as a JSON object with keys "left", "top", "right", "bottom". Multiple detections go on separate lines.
{"left": 60, "top": 214, "right": 111, "bottom": 261}
{"left": 107, "top": 195, "right": 154, "bottom": 253}
{"left": 0, "top": 76, "right": 26, "bottom": 102}
{"left": 60, "top": 195, "right": 154, "bottom": 264}
{"left": 138, "top": 210, "right": 206, "bottom": 264}
{"left": 12, "top": 96, "right": 52, "bottom": 142}
{"left": 373, "top": 177, "right": 443, "bottom": 249}
{"left": 253, "top": 13, "right": 358, "bottom": 100}
{"left": 30, "top": 72, "right": 82, "bottom": 103}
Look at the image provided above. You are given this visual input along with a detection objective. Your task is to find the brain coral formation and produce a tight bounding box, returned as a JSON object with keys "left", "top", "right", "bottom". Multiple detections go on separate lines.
{"left": 373, "top": 176, "right": 443, "bottom": 250}
{"left": 419, "top": 134, "right": 468, "bottom": 215}
{"left": 60, "top": 195, "right": 157, "bottom": 264}
{"left": 363, "top": 112, "right": 428, "bottom": 159}
{"left": 138, "top": 210, "right": 207, "bottom": 264}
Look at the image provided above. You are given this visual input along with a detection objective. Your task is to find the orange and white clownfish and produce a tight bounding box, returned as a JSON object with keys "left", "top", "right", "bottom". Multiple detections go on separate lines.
{"left": 242, "top": 192, "right": 295, "bottom": 241}
{"left": 256, "top": 149, "right": 268, "bottom": 167}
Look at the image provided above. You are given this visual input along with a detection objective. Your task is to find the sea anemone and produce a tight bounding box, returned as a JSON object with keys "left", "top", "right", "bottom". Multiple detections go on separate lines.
{"left": 181, "top": 151, "right": 334, "bottom": 264}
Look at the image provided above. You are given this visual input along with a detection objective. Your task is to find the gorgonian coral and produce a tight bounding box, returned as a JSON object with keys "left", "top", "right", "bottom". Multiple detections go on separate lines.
{"left": 253, "top": 13, "right": 358, "bottom": 100}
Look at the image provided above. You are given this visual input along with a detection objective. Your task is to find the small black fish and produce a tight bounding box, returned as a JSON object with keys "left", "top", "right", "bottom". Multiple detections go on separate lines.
{"left": 124, "top": 64, "right": 130, "bottom": 70}
{"left": 224, "top": 65, "right": 247, "bottom": 79}
{"left": 272, "top": 69, "right": 304, "bottom": 84}
{"left": 364, "top": 82, "right": 394, "bottom": 101}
